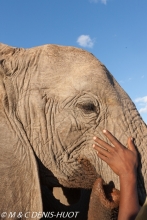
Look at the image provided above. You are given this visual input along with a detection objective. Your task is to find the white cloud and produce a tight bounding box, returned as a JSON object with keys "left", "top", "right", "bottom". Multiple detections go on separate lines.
{"left": 140, "top": 106, "right": 147, "bottom": 113}
{"left": 77, "top": 35, "right": 95, "bottom": 48}
{"left": 135, "top": 96, "right": 147, "bottom": 103}
{"left": 89, "top": 0, "right": 107, "bottom": 5}
{"left": 135, "top": 96, "right": 147, "bottom": 113}
{"left": 101, "top": 0, "right": 107, "bottom": 4}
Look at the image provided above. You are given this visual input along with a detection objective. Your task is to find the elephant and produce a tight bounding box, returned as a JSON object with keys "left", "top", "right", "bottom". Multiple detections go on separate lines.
{"left": 0, "top": 43, "right": 147, "bottom": 220}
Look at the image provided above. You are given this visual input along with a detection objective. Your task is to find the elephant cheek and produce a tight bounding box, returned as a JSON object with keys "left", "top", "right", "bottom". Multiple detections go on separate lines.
{"left": 55, "top": 113, "right": 86, "bottom": 151}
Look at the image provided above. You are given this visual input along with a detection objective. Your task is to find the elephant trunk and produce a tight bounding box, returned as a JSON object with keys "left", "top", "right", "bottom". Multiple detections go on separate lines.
{"left": 88, "top": 178, "right": 119, "bottom": 220}
{"left": 115, "top": 100, "right": 147, "bottom": 205}
{"left": 129, "top": 114, "right": 147, "bottom": 204}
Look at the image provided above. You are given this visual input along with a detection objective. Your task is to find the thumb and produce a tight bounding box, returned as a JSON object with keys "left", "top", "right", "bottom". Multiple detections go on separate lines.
{"left": 127, "top": 137, "right": 137, "bottom": 153}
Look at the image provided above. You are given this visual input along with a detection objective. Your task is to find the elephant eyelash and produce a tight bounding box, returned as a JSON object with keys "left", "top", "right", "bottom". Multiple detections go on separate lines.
{"left": 76, "top": 103, "right": 97, "bottom": 113}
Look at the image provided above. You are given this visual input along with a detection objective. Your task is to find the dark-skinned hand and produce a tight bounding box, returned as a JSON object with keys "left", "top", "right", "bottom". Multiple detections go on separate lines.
{"left": 93, "top": 129, "right": 138, "bottom": 177}
{"left": 93, "top": 129, "right": 140, "bottom": 220}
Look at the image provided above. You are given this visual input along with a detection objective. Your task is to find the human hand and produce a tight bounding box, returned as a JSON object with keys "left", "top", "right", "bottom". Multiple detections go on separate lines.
{"left": 93, "top": 130, "right": 138, "bottom": 178}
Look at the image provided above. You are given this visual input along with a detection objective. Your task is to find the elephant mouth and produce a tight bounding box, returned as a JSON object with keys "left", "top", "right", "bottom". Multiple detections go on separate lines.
{"left": 51, "top": 182, "right": 120, "bottom": 207}
{"left": 41, "top": 179, "right": 120, "bottom": 220}
{"left": 39, "top": 158, "right": 120, "bottom": 211}
{"left": 45, "top": 179, "right": 120, "bottom": 208}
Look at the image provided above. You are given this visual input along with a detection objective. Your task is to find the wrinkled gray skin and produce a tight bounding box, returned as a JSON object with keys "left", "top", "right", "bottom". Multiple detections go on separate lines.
{"left": 0, "top": 43, "right": 147, "bottom": 219}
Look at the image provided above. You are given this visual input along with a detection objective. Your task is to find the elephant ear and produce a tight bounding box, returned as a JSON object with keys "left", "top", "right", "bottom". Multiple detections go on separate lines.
{"left": 0, "top": 44, "right": 42, "bottom": 217}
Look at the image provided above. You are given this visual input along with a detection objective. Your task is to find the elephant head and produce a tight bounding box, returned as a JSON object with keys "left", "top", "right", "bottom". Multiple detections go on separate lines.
{"left": 0, "top": 43, "right": 147, "bottom": 219}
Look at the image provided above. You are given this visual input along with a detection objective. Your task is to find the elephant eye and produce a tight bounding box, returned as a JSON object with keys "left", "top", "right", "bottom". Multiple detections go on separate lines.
{"left": 76, "top": 103, "right": 97, "bottom": 113}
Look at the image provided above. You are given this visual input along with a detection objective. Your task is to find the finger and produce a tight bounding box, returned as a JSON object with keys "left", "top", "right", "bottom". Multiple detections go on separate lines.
{"left": 93, "top": 144, "right": 111, "bottom": 158}
{"left": 97, "top": 152, "right": 109, "bottom": 163}
{"left": 127, "top": 137, "right": 137, "bottom": 153}
{"left": 93, "top": 136, "right": 114, "bottom": 152}
{"left": 103, "top": 129, "right": 124, "bottom": 149}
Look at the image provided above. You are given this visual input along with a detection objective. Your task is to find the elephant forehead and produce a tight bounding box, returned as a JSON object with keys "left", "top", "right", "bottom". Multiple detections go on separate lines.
{"left": 50, "top": 67, "right": 114, "bottom": 100}
{"left": 20, "top": 45, "right": 114, "bottom": 96}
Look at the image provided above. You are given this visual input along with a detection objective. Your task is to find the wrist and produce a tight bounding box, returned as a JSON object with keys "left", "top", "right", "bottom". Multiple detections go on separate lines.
{"left": 119, "top": 171, "right": 137, "bottom": 184}
{"left": 119, "top": 171, "right": 137, "bottom": 182}
{"left": 119, "top": 169, "right": 137, "bottom": 178}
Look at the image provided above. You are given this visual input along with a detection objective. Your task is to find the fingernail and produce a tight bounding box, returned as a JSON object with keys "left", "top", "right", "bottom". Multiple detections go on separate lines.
{"left": 131, "top": 137, "right": 133, "bottom": 141}
{"left": 93, "top": 137, "right": 97, "bottom": 140}
{"left": 103, "top": 129, "right": 106, "bottom": 133}
{"left": 93, "top": 144, "right": 95, "bottom": 148}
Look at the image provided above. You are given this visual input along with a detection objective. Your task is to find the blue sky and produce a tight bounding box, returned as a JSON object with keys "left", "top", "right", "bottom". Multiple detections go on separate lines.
{"left": 0, "top": 0, "right": 147, "bottom": 123}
